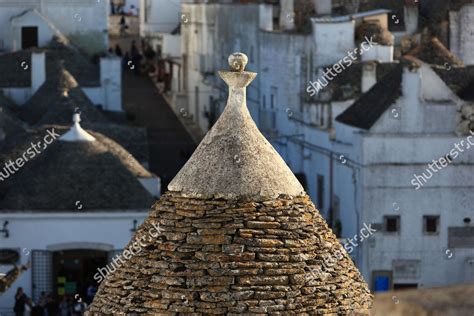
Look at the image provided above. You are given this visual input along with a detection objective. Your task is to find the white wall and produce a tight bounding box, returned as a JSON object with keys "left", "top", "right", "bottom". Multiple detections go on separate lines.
{"left": 140, "top": 0, "right": 181, "bottom": 36}
{"left": 31, "top": 52, "right": 45, "bottom": 95}
{"left": 162, "top": 34, "right": 181, "bottom": 58}
{"left": 450, "top": 5, "right": 474, "bottom": 66}
{"left": 9, "top": 9, "right": 59, "bottom": 51}
{"left": 99, "top": 56, "right": 122, "bottom": 112}
{"left": 361, "top": 44, "right": 393, "bottom": 63}
{"left": 0, "top": 212, "right": 149, "bottom": 312}
{"left": 0, "top": 0, "right": 108, "bottom": 54}
{"left": 312, "top": 19, "right": 355, "bottom": 68}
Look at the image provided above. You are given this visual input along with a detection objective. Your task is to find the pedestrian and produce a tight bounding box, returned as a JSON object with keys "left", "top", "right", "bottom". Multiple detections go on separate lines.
{"left": 131, "top": 40, "right": 142, "bottom": 75}
{"left": 86, "top": 284, "right": 97, "bottom": 304}
{"left": 115, "top": 44, "right": 123, "bottom": 57}
{"left": 45, "top": 293, "right": 59, "bottom": 316}
{"left": 59, "top": 295, "right": 71, "bottom": 316}
{"left": 35, "top": 291, "right": 47, "bottom": 315}
{"left": 122, "top": 52, "right": 130, "bottom": 69}
{"left": 13, "top": 287, "right": 30, "bottom": 316}
{"left": 119, "top": 14, "right": 127, "bottom": 35}
{"left": 110, "top": 1, "right": 115, "bottom": 15}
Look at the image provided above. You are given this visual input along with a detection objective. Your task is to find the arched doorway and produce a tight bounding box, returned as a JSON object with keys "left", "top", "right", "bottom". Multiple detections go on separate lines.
{"left": 52, "top": 249, "right": 107, "bottom": 303}
{"left": 31, "top": 243, "right": 116, "bottom": 304}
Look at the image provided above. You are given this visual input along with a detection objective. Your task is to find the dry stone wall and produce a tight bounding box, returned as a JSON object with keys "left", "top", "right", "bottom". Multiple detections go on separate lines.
{"left": 89, "top": 192, "right": 372, "bottom": 315}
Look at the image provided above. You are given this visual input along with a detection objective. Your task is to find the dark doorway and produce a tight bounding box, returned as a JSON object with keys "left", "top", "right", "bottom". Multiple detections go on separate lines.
{"left": 21, "top": 26, "right": 38, "bottom": 49}
{"left": 53, "top": 249, "right": 107, "bottom": 302}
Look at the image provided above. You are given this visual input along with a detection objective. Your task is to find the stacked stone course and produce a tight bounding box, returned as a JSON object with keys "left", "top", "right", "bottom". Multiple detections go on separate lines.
{"left": 89, "top": 193, "right": 372, "bottom": 315}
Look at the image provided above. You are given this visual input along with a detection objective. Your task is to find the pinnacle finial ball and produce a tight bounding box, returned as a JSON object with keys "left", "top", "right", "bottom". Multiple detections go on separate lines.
{"left": 228, "top": 52, "right": 248, "bottom": 72}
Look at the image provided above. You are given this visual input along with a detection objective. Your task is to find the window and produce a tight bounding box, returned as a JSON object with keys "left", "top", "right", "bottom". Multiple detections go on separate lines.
{"left": 423, "top": 216, "right": 440, "bottom": 234}
{"left": 317, "top": 175, "right": 324, "bottom": 209}
{"left": 384, "top": 216, "right": 400, "bottom": 233}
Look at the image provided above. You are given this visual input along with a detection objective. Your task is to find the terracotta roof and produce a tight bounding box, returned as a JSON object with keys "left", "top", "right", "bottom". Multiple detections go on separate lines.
{"left": 336, "top": 62, "right": 404, "bottom": 129}
{"left": 0, "top": 125, "right": 154, "bottom": 211}
{"left": 406, "top": 37, "right": 464, "bottom": 66}
{"left": 89, "top": 53, "right": 372, "bottom": 315}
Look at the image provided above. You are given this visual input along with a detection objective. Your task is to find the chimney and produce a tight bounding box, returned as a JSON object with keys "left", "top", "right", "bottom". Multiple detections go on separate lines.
{"left": 313, "top": 0, "right": 332, "bottom": 15}
{"left": 361, "top": 62, "right": 377, "bottom": 93}
{"left": 401, "top": 62, "right": 423, "bottom": 132}
{"left": 31, "top": 52, "right": 45, "bottom": 94}
{"left": 259, "top": 4, "right": 273, "bottom": 31}
{"left": 100, "top": 56, "right": 122, "bottom": 112}
{"left": 279, "top": 0, "right": 295, "bottom": 31}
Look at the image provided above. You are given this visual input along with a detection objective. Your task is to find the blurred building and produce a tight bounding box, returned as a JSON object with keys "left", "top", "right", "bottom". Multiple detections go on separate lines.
{"left": 0, "top": 115, "right": 159, "bottom": 312}
{"left": 0, "top": 37, "right": 123, "bottom": 113}
{"left": 449, "top": 2, "right": 474, "bottom": 66}
{"left": 0, "top": 0, "right": 109, "bottom": 56}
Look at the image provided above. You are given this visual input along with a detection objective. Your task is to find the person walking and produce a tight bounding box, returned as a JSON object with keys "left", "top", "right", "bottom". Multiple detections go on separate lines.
{"left": 115, "top": 44, "right": 123, "bottom": 57}
{"left": 119, "top": 14, "right": 127, "bottom": 35}
{"left": 13, "top": 287, "right": 30, "bottom": 316}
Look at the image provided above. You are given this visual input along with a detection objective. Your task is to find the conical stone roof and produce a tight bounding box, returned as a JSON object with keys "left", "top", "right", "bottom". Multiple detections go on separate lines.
{"left": 168, "top": 54, "right": 304, "bottom": 201}
{"left": 88, "top": 53, "right": 372, "bottom": 315}
{"left": 19, "top": 65, "right": 108, "bottom": 126}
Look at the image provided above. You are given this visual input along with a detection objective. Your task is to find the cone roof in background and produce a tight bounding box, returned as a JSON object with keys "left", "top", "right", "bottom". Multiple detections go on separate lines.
{"left": 19, "top": 65, "right": 108, "bottom": 126}
{"left": 89, "top": 53, "right": 372, "bottom": 315}
{"left": 0, "top": 115, "right": 154, "bottom": 211}
{"left": 0, "top": 92, "right": 25, "bottom": 139}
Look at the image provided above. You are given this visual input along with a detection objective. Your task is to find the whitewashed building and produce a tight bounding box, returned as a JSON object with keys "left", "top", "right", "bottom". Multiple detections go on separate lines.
{"left": 449, "top": 3, "right": 474, "bottom": 66}
{"left": 0, "top": 116, "right": 159, "bottom": 313}
{"left": 0, "top": 0, "right": 108, "bottom": 55}
{"left": 333, "top": 58, "right": 474, "bottom": 290}
{"left": 0, "top": 38, "right": 122, "bottom": 112}
{"left": 139, "top": 0, "right": 181, "bottom": 46}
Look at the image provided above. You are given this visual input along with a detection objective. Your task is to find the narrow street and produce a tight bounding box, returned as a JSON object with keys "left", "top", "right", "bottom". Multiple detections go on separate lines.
{"left": 121, "top": 69, "right": 196, "bottom": 191}
{"left": 109, "top": 16, "right": 196, "bottom": 191}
